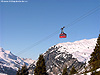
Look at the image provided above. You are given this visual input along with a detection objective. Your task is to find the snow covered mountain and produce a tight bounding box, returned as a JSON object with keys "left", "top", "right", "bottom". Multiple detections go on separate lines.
{"left": 42, "top": 38, "right": 97, "bottom": 75}
{"left": 0, "top": 38, "right": 97, "bottom": 75}
{"left": 55, "top": 38, "right": 97, "bottom": 63}
{"left": 0, "top": 47, "right": 35, "bottom": 75}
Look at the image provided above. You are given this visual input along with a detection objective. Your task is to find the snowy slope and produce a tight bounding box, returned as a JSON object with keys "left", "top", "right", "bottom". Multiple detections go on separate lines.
{"left": 0, "top": 47, "right": 34, "bottom": 74}
{"left": 46, "top": 38, "right": 97, "bottom": 64}
{"left": 0, "top": 38, "right": 97, "bottom": 75}
{"left": 55, "top": 38, "right": 97, "bottom": 63}
{"left": 28, "top": 38, "right": 97, "bottom": 75}
{"left": 43, "top": 38, "right": 97, "bottom": 75}
{"left": 78, "top": 68, "right": 100, "bottom": 75}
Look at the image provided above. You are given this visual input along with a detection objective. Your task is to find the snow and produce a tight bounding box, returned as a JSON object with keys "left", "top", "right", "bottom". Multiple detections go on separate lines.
{"left": 0, "top": 73, "right": 7, "bottom": 75}
{"left": 55, "top": 54, "right": 61, "bottom": 59}
{"left": 0, "top": 38, "right": 97, "bottom": 75}
{"left": 86, "top": 72, "right": 91, "bottom": 75}
{"left": 79, "top": 72, "right": 91, "bottom": 75}
{"left": 79, "top": 68, "right": 100, "bottom": 75}
{"left": 0, "top": 47, "right": 34, "bottom": 71}
{"left": 56, "top": 38, "right": 97, "bottom": 63}
{"left": 47, "top": 69, "right": 50, "bottom": 72}
{"left": 96, "top": 68, "right": 100, "bottom": 72}
{"left": 50, "top": 49, "right": 54, "bottom": 53}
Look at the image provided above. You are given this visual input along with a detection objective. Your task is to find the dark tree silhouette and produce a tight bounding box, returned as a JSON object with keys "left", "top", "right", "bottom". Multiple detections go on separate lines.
{"left": 34, "top": 54, "right": 48, "bottom": 75}
{"left": 69, "top": 66, "right": 77, "bottom": 75}
{"left": 89, "top": 34, "right": 100, "bottom": 70}
{"left": 62, "top": 65, "right": 68, "bottom": 75}
{"left": 16, "top": 64, "right": 29, "bottom": 75}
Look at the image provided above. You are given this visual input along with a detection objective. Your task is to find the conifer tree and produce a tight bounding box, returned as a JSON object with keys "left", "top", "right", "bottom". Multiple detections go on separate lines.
{"left": 62, "top": 65, "right": 68, "bottom": 75}
{"left": 89, "top": 34, "right": 100, "bottom": 70}
{"left": 16, "top": 67, "right": 21, "bottom": 75}
{"left": 69, "top": 66, "right": 77, "bottom": 75}
{"left": 16, "top": 64, "right": 29, "bottom": 75}
{"left": 89, "top": 34, "right": 100, "bottom": 62}
{"left": 84, "top": 73, "right": 87, "bottom": 75}
{"left": 21, "top": 63, "right": 29, "bottom": 75}
{"left": 34, "top": 54, "right": 48, "bottom": 75}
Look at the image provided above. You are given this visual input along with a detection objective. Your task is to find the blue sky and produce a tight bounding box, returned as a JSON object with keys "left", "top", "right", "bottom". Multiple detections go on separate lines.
{"left": 0, "top": 0, "right": 100, "bottom": 60}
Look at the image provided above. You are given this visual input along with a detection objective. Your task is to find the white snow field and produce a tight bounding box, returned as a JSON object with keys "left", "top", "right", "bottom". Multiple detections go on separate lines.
{"left": 53, "top": 38, "right": 97, "bottom": 63}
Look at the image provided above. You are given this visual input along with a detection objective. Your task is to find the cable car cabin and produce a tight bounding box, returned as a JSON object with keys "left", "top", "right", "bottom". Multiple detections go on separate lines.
{"left": 59, "top": 33, "right": 67, "bottom": 38}
{"left": 59, "top": 26, "right": 67, "bottom": 38}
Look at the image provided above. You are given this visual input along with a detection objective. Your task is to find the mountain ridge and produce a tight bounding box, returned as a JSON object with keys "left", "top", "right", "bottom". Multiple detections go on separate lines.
{"left": 0, "top": 47, "right": 34, "bottom": 75}
{"left": 54, "top": 38, "right": 96, "bottom": 63}
{"left": 0, "top": 38, "right": 97, "bottom": 75}
{"left": 42, "top": 38, "right": 97, "bottom": 74}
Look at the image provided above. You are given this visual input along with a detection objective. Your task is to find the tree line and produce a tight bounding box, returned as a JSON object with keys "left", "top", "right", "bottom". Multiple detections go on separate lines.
{"left": 16, "top": 54, "right": 77, "bottom": 75}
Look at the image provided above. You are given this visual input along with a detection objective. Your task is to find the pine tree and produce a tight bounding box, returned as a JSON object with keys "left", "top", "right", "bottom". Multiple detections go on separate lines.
{"left": 62, "top": 65, "right": 68, "bottom": 75}
{"left": 16, "top": 67, "right": 21, "bottom": 75}
{"left": 89, "top": 34, "right": 100, "bottom": 70}
{"left": 84, "top": 73, "right": 87, "bottom": 75}
{"left": 21, "top": 63, "right": 29, "bottom": 75}
{"left": 69, "top": 66, "right": 77, "bottom": 75}
{"left": 16, "top": 64, "right": 29, "bottom": 75}
{"left": 34, "top": 54, "right": 48, "bottom": 75}
{"left": 84, "top": 66, "right": 87, "bottom": 75}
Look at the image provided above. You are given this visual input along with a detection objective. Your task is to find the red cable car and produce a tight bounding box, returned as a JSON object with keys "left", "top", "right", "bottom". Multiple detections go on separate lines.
{"left": 59, "top": 26, "right": 67, "bottom": 38}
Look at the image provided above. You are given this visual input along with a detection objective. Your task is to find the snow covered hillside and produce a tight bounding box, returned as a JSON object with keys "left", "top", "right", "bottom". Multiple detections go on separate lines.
{"left": 42, "top": 38, "right": 97, "bottom": 75}
{"left": 0, "top": 38, "right": 97, "bottom": 75}
{"left": 0, "top": 47, "right": 35, "bottom": 75}
{"left": 55, "top": 38, "right": 97, "bottom": 63}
